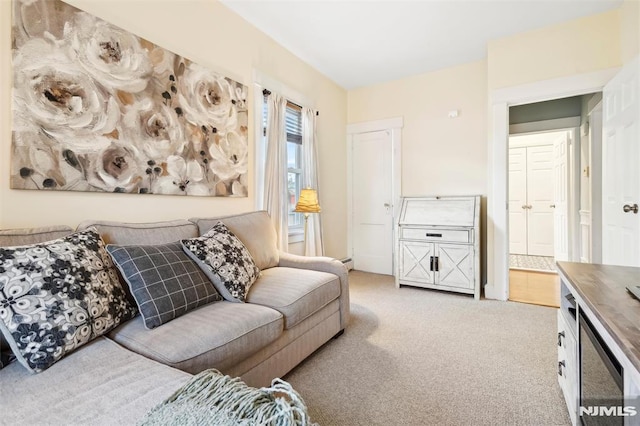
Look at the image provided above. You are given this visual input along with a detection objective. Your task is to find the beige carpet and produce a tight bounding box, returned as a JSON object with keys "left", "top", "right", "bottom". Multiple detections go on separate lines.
{"left": 284, "top": 271, "right": 570, "bottom": 426}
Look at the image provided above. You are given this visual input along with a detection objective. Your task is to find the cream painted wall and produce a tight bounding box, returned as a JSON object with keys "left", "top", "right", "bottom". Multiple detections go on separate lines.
{"left": 620, "top": 0, "right": 640, "bottom": 63}
{"left": 485, "top": 9, "right": 624, "bottom": 299}
{"left": 348, "top": 60, "right": 488, "bottom": 282}
{"left": 487, "top": 10, "right": 622, "bottom": 90}
{"left": 0, "top": 0, "right": 347, "bottom": 259}
{"left": 347, "top": 10, "right": 624, "bottom": 289}
{"left": 348, "top": 60, "right": 488, "bottom": 197}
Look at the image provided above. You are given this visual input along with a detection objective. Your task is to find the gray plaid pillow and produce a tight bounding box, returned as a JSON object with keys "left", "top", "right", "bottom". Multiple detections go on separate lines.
{"left": 181, "top": 222, "right": 260, "bottom": 303}
{"left": 107, "top": 242, "right": 221, "bottom": 329}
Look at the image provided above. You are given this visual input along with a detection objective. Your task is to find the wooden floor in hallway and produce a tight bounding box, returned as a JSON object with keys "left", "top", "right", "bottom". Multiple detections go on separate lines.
{"left": 509, "top": 269, "right": 560, "bottom": 308}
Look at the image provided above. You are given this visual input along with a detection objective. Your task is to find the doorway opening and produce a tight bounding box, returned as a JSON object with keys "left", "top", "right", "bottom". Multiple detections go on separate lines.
{"left": 486, "top": 67, "right": 618, "bottom": 302}
{"left": 506, "top": 93, "right": 600, "bottom": 307}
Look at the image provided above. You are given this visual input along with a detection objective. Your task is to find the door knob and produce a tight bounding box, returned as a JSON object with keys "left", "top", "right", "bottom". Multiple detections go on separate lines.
{"left": 384, "top": 203, "right": 391, "bottom": 214}
{"left": 623, "top": 204, "right": 639, "bottom": 214}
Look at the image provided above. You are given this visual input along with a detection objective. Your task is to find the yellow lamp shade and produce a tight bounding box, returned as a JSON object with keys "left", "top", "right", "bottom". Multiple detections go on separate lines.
{"left": 294, "top": 188, "right": 321, "bottom": 213}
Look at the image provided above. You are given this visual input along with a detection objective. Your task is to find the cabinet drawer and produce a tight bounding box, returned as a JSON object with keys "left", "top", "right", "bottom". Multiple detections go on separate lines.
{"left": 557, "top": 311, "right": 577, "bottom": 424}
{"left": 400, "top": 227, "right": 471, "bottom": 243}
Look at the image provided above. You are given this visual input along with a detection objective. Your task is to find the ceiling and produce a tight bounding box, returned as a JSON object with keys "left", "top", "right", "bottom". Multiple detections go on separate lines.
{"left": 221, "top": 0, "right": 622, "bottom": 90}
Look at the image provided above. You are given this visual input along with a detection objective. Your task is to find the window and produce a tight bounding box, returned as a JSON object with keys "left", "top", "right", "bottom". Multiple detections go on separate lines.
{"left": 286, "top": 104, "right": 303, "bottom": 230}
{"left": 263, "top": 97, "right": 304, "bottom": 233}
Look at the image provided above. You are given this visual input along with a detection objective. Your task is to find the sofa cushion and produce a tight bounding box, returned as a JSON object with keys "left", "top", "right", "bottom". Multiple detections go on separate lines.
{"left": 107, "top": 242, "right": 222, "bottom": 329}
{"left": 109, "top": 301, "right": 283, "bottom": 374}
{"left": 0, "top": 228, "right": 136, "bottom": 373}
{"left": 0, "top": 337, "right": 191, "bottom": 426}
{"left": 246, "top": 267, "right": 341, "bottom": 329}
{"left": 190, "top": 211, "right": 279, "bottom": 270}
{"left": 182, "top": 222, "right": 260, "bottom": 303}
{"left": 0, "top": 225, "right": 74, "bottom": 246}
{"left": 76, "top": 219, "right": 198, "bottom": 245}
{"left": 0, "top": 225, "right": 74, "bottom": 367}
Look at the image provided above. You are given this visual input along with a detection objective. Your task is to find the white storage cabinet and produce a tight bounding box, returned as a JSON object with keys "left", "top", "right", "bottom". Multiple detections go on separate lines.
{"left": 396, "top": 196, "right": 481, "bottom": 300}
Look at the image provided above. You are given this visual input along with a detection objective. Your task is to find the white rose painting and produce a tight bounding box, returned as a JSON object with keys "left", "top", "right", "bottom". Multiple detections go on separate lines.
{"left": 11, "top": 0, "right": 249, "bottom": 197}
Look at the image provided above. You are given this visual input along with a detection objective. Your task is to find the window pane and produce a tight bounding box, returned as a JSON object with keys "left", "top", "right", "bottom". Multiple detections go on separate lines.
{"left": 285, "top": 104, "right": 302, "bottom": 138}
{"left": 287, "top": 142, "right": 299, "bottom": 169}
{"left": 287, "top": 171, "right": 302, "bottom": 227}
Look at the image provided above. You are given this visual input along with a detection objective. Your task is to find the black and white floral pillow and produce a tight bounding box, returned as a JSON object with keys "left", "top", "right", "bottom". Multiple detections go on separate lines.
{"left": 0, "top": 228, "right": 136, "bottom": 373}
{"left": 181, "top": 222, "right": 260, "bottom": 303}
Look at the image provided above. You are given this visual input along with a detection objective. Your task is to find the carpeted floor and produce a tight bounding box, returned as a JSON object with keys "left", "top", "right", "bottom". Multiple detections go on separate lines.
{"left": 284, "top": 271, "right": 570, "bottom": 426}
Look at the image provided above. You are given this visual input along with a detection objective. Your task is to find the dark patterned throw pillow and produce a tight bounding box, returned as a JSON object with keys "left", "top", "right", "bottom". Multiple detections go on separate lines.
{"left": 107, "top": 242, "right": 222, "bottom": 329}
{"left": 181, "top": 222, "right": 260, "bottom": 303}
{"left": 0, "top": 228, "right": 136, "bottom": 373}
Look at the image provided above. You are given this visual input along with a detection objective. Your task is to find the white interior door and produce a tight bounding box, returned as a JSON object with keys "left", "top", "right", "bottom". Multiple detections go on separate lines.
{"left": 509, "top": 143, "right": 555, "bottom": 257}
{"left": 553, "top": 132, "right": 570, "bottom": 261}
{"left": 602, "top": 57, "right": 640, "bottom": 266}
{"left": 352, "top": 130, "right": 394, "bottom": 274}
{"left": 509, "top": 147, "right": 527, "bottom": 254}
{"left": 527, "top": 144, "right": 555, "bottom": 256}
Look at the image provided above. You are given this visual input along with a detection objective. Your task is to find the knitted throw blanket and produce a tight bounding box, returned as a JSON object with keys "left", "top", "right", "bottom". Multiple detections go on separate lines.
{"left": 138, "top": 369, "right": 317, "bottom": 426}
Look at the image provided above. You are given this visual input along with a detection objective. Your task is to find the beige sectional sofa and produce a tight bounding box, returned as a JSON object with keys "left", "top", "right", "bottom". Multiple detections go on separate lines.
{"left": 0, "top": 211, "right": 349, "bottom": 425}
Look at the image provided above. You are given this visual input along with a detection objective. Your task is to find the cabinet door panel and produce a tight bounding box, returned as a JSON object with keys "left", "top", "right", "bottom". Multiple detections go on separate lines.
{"left": 437, "top": 244, "right": 474, "bottom": 289}
{"left": 399, "top": 241, "right": 434, "bottom": 283}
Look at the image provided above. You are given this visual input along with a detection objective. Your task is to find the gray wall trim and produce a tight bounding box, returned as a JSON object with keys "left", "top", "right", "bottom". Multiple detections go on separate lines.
{"left": 509, "top": 117, "right": 581, "bottom": 135}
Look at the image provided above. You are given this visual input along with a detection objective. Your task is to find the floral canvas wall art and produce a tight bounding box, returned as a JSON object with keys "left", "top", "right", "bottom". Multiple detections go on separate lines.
{"left": 11, "top": 0, "right": 248, "bottom": 197}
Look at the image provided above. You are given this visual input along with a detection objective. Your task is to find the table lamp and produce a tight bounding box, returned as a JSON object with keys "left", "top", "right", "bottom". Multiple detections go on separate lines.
{"left": 294, "top": 188, "right": 321, "bottom": 254}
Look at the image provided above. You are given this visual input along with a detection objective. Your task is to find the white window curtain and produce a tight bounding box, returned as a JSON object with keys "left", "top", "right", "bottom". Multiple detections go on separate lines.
{"left": 263, "top": 92, "right": 289, "bottom": 250}
{"left": 301, "top": 107, "right": 324, "bottom": 256}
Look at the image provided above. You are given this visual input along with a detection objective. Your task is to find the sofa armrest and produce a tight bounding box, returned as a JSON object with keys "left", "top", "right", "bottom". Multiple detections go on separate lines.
{"left": 277, "top": 251, "right": 350, "bottom": 330}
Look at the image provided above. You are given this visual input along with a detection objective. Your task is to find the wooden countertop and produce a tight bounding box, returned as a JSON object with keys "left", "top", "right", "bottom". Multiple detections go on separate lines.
{"left": 557, "top": 262, "right": 640, "bottom": 373}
